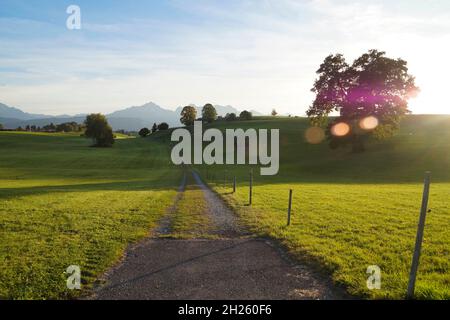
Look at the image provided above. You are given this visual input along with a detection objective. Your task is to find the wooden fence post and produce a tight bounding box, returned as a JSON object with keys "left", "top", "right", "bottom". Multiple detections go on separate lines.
{"left": 407, "top": 171, "right": 431, "bottom": 299}
{"left": 233, "top": 176, "right": 236, "bottom": 193}
{"left": 249, "top": 169, "right": 253, "bottom": 205}
{"left": 287, "top": 189, "right": 293, "bottom": 226}
{"left": 224, "top": 170, "right": 227, "bottom": 189}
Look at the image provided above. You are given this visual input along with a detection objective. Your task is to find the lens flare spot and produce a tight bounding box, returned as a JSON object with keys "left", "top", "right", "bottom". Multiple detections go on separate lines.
{"left": 331, "top": 122, "right": 350, "bottom": 137}
{"left": 305, "top": 126, "right": 325, "bottom": 144}
{"left": 360, "top": 116, "right": 379, "bottom": 130}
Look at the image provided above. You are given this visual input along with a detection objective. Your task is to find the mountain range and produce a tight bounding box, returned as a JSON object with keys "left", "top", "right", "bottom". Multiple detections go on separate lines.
{"left": 0, "top": 102, "right": 263, "bottom": 131}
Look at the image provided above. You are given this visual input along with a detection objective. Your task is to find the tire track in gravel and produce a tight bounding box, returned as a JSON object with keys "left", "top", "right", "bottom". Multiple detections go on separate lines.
{"left": 152, "top": 172, "right": 187, "bottom": 236}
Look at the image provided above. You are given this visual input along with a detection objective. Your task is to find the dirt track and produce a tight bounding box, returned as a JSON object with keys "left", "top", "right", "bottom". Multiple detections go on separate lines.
{"left": 93, "top": 171, "right": 346, "bottom": 300}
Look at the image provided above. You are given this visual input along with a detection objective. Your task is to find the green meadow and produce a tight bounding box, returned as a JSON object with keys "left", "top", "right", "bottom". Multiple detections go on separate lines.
{"left": 199, "top": 115, "right": 450, "bottom": 299}
{"left": 0, "top": 131, "right": 180, "bottom": 299}
{"left": 0, "top": 115, "right": 449, "bottom": 300}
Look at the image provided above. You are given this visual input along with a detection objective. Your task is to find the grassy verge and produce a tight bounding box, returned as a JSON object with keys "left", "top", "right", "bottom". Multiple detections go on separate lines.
{"left": 0, "top": 132, "right": 179, "bottom": 299}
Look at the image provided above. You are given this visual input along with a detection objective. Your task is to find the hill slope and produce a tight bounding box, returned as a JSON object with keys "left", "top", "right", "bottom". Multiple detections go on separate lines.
{"left": 194, "top": 114, "right": 450, "bottom": 183}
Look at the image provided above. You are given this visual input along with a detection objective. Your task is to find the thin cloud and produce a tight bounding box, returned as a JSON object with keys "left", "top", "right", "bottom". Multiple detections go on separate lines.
{"left": 0, "top": 0, "right": 449, "bottom": 115}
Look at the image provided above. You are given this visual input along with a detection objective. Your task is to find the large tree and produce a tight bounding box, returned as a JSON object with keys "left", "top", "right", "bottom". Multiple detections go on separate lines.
{"left": 307, "top": 49, "right": 418, "bottom": 152}
{"left": 180, "top": 105, "right": 197, "bottom": 126}
{"left": 202, "top": 103, "right": 217, "bottom": 123}
{"left": 84, "top": 113, "right": 115, "bottom": 147}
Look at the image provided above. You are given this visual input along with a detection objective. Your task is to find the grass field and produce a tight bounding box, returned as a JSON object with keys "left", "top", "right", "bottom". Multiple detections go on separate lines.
{"left": 0, "top": 131, "right": 180, "bottom": 299}
{"left": 197, "top": 115, "right": 450, "bottom": 299}
{"left": 0, "top": 115, "right": 449, "bottom": 300}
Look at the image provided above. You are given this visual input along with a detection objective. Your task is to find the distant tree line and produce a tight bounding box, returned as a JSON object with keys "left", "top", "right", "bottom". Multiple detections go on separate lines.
{"left": 179, "top": 104, "right": 254, "bottom": 127}
{"left": 0, "top": 121, "right": 85, "bottom": 132}
{"left": 0, "top": 114, "right": 116, "bottom": 148}
{"left": 138, "top": 122, "right": 170, "bottom": 137}
{"left": 137, "top": 103, "right": 256, "bottom": 137}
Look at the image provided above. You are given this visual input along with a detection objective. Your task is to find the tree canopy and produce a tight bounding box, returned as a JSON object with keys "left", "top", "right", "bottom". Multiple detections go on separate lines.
{"left": 157, "top": 122, "right": 169, "bottom": 131}
{"left": 84, "top": 113, "right": 115, "bottom": 147}
{"left": 138, "top": 127, "right": 150, "bottom": 137}
{"left": 55, "top": 122, "right": 83, "bottom": 132}
{"left": 225, "top": 113, "right": 237, "bottom": 121}
{"left": 202, "top": 104, "right": 217, "bottom": 123}
{"left": 239, "top": 110, "right": 253, "bottom": 121}
{"left": 307, "top": 49, "right": 418, "bottom": 152}
{"left": 180, "top": 105, "right": 197, "bottom": 126}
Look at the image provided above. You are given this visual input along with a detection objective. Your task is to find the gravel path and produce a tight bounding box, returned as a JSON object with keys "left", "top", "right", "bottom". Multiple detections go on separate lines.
{"left": 92, "top": 171, "right": 347, "bottom": 300}
{"left": 94, "top": 239, "right": 344, "bottom": 300}
{"left": 191, "top": 170, "right": 245, "bottom": 238}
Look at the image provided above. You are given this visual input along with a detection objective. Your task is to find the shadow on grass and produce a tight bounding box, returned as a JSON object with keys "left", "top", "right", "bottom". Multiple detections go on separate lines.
{"left": 197, "top": 168, "right": 450, "bottom": 185}
{"left": 0, "top": 179, "right": 181, "bottom": 200}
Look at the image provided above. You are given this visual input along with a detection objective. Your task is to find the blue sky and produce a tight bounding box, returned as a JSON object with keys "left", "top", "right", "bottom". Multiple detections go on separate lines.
{"left": 1, "top": 0, "right": 450, "bottom": 115}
